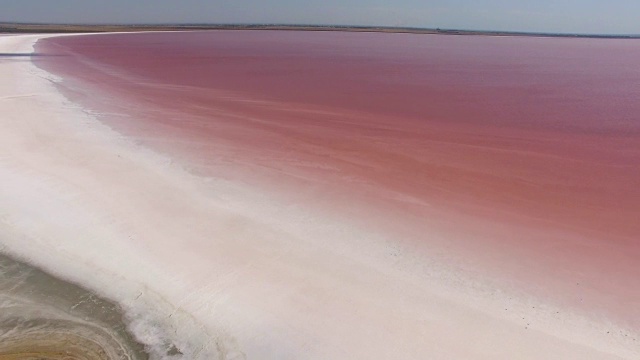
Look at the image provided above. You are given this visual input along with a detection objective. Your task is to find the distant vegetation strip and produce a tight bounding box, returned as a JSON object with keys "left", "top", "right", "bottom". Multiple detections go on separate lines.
{"left": 1, "top": 23, "right": 639, "bottom": 38}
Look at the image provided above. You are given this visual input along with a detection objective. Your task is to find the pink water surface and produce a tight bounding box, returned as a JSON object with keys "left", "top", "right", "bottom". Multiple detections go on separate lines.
{"left": 36, "top": 31, "right": 640, "bottom": 328}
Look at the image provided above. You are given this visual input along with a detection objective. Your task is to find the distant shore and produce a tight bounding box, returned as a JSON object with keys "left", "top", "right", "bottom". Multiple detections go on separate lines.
{"left": 1, "top": 22, "right": 639, "bottom": 39}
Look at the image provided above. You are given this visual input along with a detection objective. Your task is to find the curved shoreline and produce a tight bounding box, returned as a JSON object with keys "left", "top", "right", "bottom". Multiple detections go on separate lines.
{"left": 0, "top": 32, "right": 638, "bottom": 359}
{"left": 0, "top": 34, "right": 226, "bottom": 360}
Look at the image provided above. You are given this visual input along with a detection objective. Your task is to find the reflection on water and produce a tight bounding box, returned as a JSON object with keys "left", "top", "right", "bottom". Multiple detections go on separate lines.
{"left": 0, "top": 252, "right": 148, "bottom": 359}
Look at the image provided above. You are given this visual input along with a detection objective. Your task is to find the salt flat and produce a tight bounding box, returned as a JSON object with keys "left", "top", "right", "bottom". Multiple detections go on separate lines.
{"left": 0, "top": 33, "right": 637, "bottom": 359}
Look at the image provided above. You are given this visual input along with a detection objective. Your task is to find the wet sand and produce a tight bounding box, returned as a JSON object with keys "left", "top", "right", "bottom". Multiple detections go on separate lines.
{"left": 0, "top": 252, "right": 147, "bottom": 359}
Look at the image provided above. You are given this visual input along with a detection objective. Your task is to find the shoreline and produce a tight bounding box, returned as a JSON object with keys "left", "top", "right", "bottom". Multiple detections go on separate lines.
{"left": 0, "top": 33, "right": 225, "bottom": 359}
{"left": 1, "top": 22, "right": 639, "bottom": 39}
{"left": 1, "top": 32, "right": 638, "bottom": 359}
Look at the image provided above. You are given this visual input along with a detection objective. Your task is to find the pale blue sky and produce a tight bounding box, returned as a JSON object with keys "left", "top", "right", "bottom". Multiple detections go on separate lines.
{"left": 1, "top": 0, "right": 639, "bottom": 35}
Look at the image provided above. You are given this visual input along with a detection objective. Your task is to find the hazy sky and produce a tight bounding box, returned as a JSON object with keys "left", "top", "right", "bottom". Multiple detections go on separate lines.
{"left": 2, "top": 0, "right": 640, "bottom": 35}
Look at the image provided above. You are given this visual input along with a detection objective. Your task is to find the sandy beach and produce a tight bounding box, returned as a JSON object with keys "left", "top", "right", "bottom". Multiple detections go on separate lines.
{"left": 1, "top": 32, "right": 639, "bottom": 359}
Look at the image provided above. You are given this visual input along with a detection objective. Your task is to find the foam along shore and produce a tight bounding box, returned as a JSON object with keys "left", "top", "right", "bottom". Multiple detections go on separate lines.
{"left": 0, "top": 33, "right": 638, "bottom": 359}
